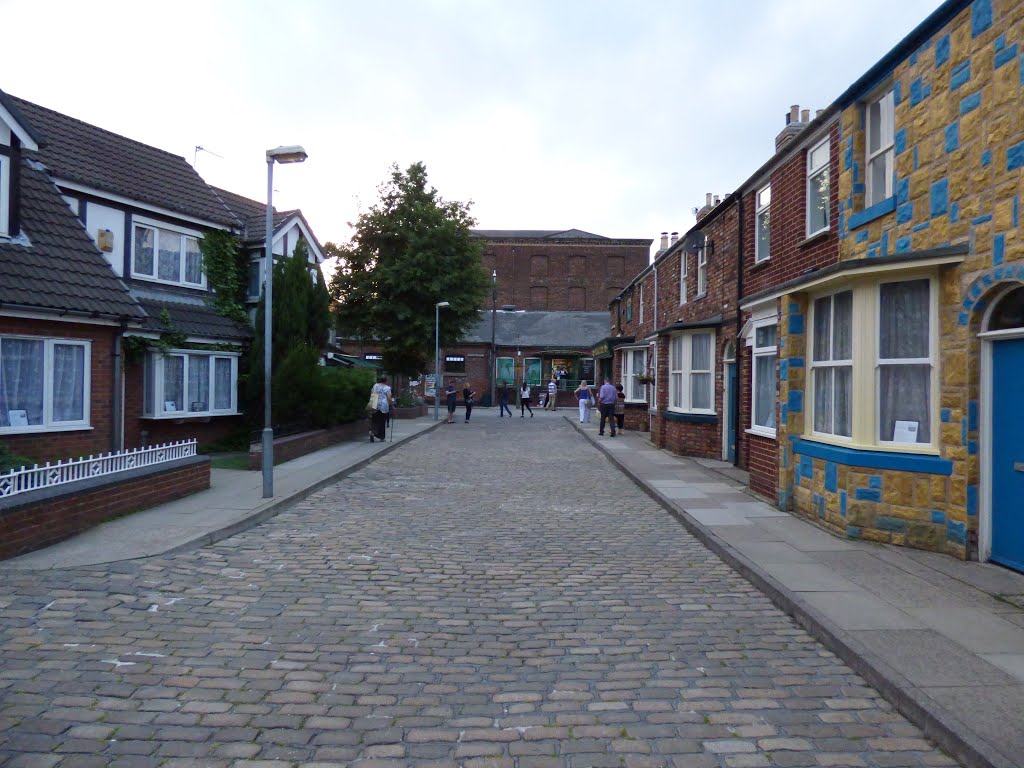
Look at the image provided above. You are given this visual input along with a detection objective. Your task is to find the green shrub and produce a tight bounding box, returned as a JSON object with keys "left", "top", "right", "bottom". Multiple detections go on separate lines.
{"left": 316, "top": 367, "right": 376, "bottom": 426}
{"left": 272, "top": 344, "right": 324, "bottom": 428}
{"left": 0, "top": 443, "right": 32, "bottom": 473}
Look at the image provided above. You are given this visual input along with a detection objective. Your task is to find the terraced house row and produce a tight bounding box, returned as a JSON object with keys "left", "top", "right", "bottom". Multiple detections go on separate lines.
{"left": 605, "top": 0, "right": 1024, "bottom": 574}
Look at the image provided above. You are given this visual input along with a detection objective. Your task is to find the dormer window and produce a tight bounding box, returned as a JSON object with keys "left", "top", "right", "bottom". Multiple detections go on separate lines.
{"left": 131, "top": 217, "right": 205, "bottom": 288}
{"left": 0, "top": 151, "right": 10, "bottom": 237}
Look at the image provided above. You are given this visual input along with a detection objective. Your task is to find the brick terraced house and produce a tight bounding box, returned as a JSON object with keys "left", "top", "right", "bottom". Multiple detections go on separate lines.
{"left": 607, "top": 0, "right": 1024, "bottom": 572}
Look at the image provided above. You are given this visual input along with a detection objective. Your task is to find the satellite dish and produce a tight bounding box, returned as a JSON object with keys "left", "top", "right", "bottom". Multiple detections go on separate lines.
{"left": 682, "top": 230, "right": 709, "bottom": 257}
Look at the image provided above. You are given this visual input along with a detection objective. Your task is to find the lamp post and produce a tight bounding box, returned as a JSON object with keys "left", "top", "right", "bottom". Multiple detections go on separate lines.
{"left": 490, "top": 269, "right": 497, "bottom": 407}
{"left": 262, "top": 145, "right": 307, "bottom": 499}
{"left": 433, "top": 301, "right": 450, "bottom": 421}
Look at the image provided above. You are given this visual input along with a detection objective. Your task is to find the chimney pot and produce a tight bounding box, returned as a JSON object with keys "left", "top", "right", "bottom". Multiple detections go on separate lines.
{"left": 670, "top": 231, "right": 679, "bottom": 245}
{"left": 705, "top": 192, "right": 713, "bottom": 207}
{"left": 801, "top": 108, "right": 810, "bottom": 123}
{"left": 816, "top": 109, "right": 824, "bottom": 118}
{"left": 713, "top": 194, "right": 721, "bottom": 205}
{"left": 659, "top": 232, "right": 669, "bottom": 250}
{"left": 790, "top": 104, "right": 800, "bottom": 123}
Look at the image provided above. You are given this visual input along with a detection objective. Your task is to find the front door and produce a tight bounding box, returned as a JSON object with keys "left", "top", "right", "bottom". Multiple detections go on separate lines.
{"left": 991, "top": 337, "right": 1024, "bottom": 572}
{"left": 726, "top": 362, "right": 737, "bottom": 463}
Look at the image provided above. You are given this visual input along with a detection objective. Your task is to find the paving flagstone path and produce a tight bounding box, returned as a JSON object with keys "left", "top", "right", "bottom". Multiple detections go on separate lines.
{"left": 0, "top": 414, "right": 960, "bottom": 767}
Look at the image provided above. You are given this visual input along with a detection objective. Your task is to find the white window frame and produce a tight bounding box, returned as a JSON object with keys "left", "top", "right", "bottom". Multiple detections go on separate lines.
{"left": 444, "top": 355, "right": 466, "bottom": 373}
{"left": 697, "top": 245, "right": 708, "bottom": 297}
{"left": 131, "top": 217, "right": 207, "bottom": 289}
{"left": 143, "top": 349, "right": 239, "bottom": 418}
{"left": 0, "top": 336, "right": 91, "bottom": 434}
{"left": 749, "top": 319, "right": 777, "bottom": 438}
{"left": 809, "top": 290, "right": 854, "bottom": 440}
{"left": 806, "top": 138, "right": 831, "bottom": 238}
{"left": 805, "top": 275, "right": 939, "bottom": 452}
{"left": 638, "top": 283, "right": 644, "bottom": 325}
{"left": 247, "top": 257, "right": 263, "bottom": 300}
{"left": 648, "top": 342, "right": 658, "bottom": 412}
{"left": 667, "top": 330, "right": 716, "bottom": 415}
{"left": 755, "top": 184, "right": 771, "bottom": 263}
{"left": 679, "top": 251, "right": 688, "bottom": 305}
{"left": 865, "top": 90, "right": 895, "bottom": 207}
{"left": 622, "top": 346, "right": 648, "bottom": 403}
{"left": 876, "top": 277, "right": 936, "bottom": 447}
{"left": 0, "top": 153, "right": 10, "bottom": 237}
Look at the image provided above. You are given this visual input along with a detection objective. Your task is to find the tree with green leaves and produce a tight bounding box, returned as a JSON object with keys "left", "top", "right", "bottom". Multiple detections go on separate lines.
{"left": 327, "top": 162, "right": 488, "bottom": 376}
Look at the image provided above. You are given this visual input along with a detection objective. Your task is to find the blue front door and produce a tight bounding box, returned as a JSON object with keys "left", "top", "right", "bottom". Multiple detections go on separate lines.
{"left": 992, "top": 338, "right": 1024, "bottom": 573}
{"left": 727, "top": 362, "right": 737, "bottom": 463}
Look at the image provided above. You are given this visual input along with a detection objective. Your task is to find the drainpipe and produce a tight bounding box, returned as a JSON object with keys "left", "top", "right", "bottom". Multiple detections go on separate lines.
{"left": 112, "top": 322, "right": 125, "bottom": 452}
{"left": 734, "top": 194, "right": 744, "bottom": 468}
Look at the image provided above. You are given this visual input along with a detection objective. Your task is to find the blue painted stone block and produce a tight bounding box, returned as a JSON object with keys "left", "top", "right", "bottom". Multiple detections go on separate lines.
{"left": 982, "top": 149, "right": 992, "bottom": 167}
{"left": 781, "top": 404, "right": 788, "bottom": 422}
{"left": 847, "top": 526, "right": 862, "bottom": 539}
{"left": 789, "top": 301, "right": 800, "bottom": 315}
{"left": 935, "top": 35, "right": 950, "bottom": 66}
{"left": 962, "top": 417, "right": 968, "bottom": 446}
{"left": 896, "top": 236, "right": 912, "bottom": 253}
{"left": 968, "top": 440, "right": 978, "bottom": 455}
{"left": 779, "top": 359, "right": 789, "bottom": 379}
{"left": 971, "top": 0, "right": 992, "bottom": 37}
{"left": 969, "top": 400, "right": 978, "bottom": 431}
{"left": 897, "top": 203, "right": 913, "bottom": 224}
{"left": 844, "top": 146, "right": 853, "bottom": 171}
{"left": 913, "top": 146, "right": 919, "bottom": 170}
{"left": 951, "top": 203, "right": 960, "bottom": 223}
{"left": 950, "top": 60, "right": 971, "bottom": 90}
{"left": 855, "top": 488, "right": 882, "bottom": 502}
{"left": 825, "top": 462, "right": 838, "bottom": 493}
{"left": 840, "top": 490, "right": 848, "bottom": 517}
{"left": 778, "top": 489, "right": 789, "bottom": 509}
{"left": 869, "top": 476, "right": 882, "bottom": 489}
{"left": 800, "top": 455, "right": 814, "bottom": 480}
{"left": 924, "top": 83, "right": 932, "bottom": 98}
{"left": 913, "top": 221, "right": 931, "bottom": 233}
{"left": 1014, "top": 196, "right": 1019, "bottom": 228}
{"left": 947, "top": 520, "right": 967, "bottom": 544}
{"left": 994, "top": 233, "right": 1005, "bottom": 265}
{"left": 995, "top": 266, "right": 1006, "bottom": 280}
{"left": 995, "top": 34, "right": 1006, "bottom": 52}
{"left": 972, "top": 213, "right": 993, "bottom": 225}
{"left": 959, "top": 311, "right": 970, "bottom": 326}
{"left": 789, "top": 357, "right": 805, "bottom": 368}
{"left": 1007, "top": 141, "right": 1024, "bottom": 171}
{"left": 856, "top": 230, "right": 869, "bottom": 243}
{"left": 941, "top": 408, "right": 951, "bottom": 422}
{"left": 970, "top": 282, "right": 983, "bottom": 299}
{"left": 787, "top": 389, "right": 803, "bottom": 414}
{"left": 894, "top": 80, "right": 902, "bottom": 105}
{"left": 930, "top": 178, "right": 949, "bottom": 217}
{"left": 910, "top": 78, "right": 923, "bottom": 106}
{"left": 895, "top": 129, "right": 907, "bottom": 156}
{"left": 945, "top": 121, "right": 960, "bottom": 152}
{"left": 788, "top": 314, "right": 804, "bottom": 335}
{"left": 931, "top": 510, "right": 946, "bottom": 524}
{"left": 995, "top": 43, "right": 1018, "bottom": 69}
{"left": 877, "top": 516, "right": 907, "bottom": 533}
{"left": 960, "top": 92, "right": 982, "bottom": 115}
{"left": 897, "top": 178, "right": 909, "bottom": 205}
{"left": 909, "top": 52, "right": 918, "bottom": 66}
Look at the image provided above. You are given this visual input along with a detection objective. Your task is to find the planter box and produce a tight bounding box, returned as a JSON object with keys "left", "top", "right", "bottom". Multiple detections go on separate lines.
{"left": 392, "top": 405, "right": 427, "bottom": 419}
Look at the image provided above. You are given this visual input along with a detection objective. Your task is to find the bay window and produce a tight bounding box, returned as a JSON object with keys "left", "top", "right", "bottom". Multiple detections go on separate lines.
{"left": 807, "top": 138, "right": 830, "bottom": 236}
{"left": 806, "top": 277, "right": 936, "bottom": 449}
{"left": 751, "top": 322, "right": 777, "bottom": 435}
{"left": 866, "top": 90, "right": 895, "bottom": 207}
{"left": 132, "top": 220, "right": 205, "bottom": 288}
{"left": 668, "top": 331, "right": 716, "bottom": 414}
{"left": 622, "top": 347, "right": 647, "bottom": 402}
{"left": 755, "top": 185, "right": 771, "bottom": 263}
{"left": 0, "top": 336, "right": 90, "bottom": 432}
{"left": 143, "top": 350, "right": 238, "bottom": 417}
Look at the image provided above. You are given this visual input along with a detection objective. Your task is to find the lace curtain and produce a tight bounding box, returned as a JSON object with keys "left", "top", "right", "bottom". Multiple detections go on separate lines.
{"left": 188, "top": 355, "right": 210, "bottom": 412}
{"left": 0, "top": 339, "right": 44, "bottom": 427}
{"left": 691, "top": 334, "right": 712, "bottom": 410}
{"left": 52, "top": 344, "right": 85, "bottom": 422}
{"left": 879, "top": 280, "right": 930, "bottom": 442}
{"left": 214, "top": 358, "right": 232, "bottom": 410}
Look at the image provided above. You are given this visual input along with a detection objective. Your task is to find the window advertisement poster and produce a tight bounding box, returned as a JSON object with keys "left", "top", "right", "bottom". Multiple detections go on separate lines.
{"left": 425, "top": 373, "right": 437, "bottom": 399}
{"left": 524, "top": 358, "right": 542, "bottom": 386}
{"left": 496, "top": 357, "right": 515, "bottom": 387}
{"left": 580, "top": 357, "right": 595, "bottom": 383}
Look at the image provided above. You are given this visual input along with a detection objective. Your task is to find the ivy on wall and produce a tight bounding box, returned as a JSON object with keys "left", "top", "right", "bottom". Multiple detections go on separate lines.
{"left": 200, "top": 230, "right": 249, "bottom": 326}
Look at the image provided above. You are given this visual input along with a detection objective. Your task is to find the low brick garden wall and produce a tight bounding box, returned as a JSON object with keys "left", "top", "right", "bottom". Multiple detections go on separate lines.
{"left": 0, "top": 456, "right": 210, "bottom": 561}
{"left": 248, "top": 421, "right": 368, "bottom": 470}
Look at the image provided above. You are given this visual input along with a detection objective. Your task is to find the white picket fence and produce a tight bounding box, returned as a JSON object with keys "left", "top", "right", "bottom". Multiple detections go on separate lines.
{"left": 0, "top": 439, "right": 197, "bottom": 499}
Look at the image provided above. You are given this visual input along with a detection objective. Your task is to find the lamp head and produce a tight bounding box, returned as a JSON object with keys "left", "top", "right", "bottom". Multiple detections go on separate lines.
{"left": 436, "top": 301, "right": 450, "bottom": 308}
{"left": 266, "top": 145, "right": 308, "bottom": 164}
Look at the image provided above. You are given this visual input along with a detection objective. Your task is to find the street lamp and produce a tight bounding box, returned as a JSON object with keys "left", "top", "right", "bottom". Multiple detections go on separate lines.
{"left": 433, "top": 301, "right": 450, "bottom": 421}
{"left": 490, "top": 270, "right": 497, "bottom": 408}
{"left": 262, "top": 145, "right": 308, "bottom": 499}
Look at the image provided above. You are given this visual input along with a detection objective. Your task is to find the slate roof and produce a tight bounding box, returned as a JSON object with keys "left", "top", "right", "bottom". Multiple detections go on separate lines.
{"left": 135, "top": 297, "right": 250, "bottom": 341}
{"left": 471, "top": 228, "right": 609, "bottom": 240}
{"left": 210, "top": 186, "right": 325, "bottom": 260}
{"left": 460, "top": 310, "right": 609, "bottom": 348}
{"left": 0, "top": 160, "right": 146, "bottom": 321}
{"left": 8, "top": 95, "right": 238, "bottom": 227}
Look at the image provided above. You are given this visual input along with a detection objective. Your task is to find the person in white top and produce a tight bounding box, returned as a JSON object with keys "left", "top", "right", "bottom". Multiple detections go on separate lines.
{"left": 519, "top": 381, "right": 534, "bottom": 417}
{"left": 369, "top": 375, "right": 393, "bottom": 442}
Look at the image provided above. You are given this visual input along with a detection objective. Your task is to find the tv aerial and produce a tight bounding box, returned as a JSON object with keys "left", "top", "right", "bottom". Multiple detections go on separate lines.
{"left": 682, "top": 229, "right": 714, "bottom": 258}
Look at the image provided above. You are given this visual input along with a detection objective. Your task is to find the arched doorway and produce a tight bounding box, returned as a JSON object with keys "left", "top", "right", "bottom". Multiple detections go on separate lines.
{"left": 981, "top": 284, "right": 1024, "bottom": 572}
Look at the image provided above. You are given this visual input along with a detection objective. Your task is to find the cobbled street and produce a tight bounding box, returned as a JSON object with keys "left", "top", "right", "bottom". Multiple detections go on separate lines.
{"left": 0, "top": 415, "right": 959, "bottom": 768}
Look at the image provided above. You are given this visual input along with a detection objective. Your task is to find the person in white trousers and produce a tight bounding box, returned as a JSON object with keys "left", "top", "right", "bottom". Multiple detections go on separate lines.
{"left": 574, "top": 380, "right": 593, "bottom": 423}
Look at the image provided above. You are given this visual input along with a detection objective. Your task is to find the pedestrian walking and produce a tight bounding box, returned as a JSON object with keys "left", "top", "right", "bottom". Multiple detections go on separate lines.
{"left": 545, "top": 375, "right": 558, "bottom": 410}
{"left": 498, "top": 382, "right": 513, "bottom": 417}
{"left": 597, "top": 377, "right": 618, "bottom": 437}
{"left": 574, "top": 380, "right": 593, "bottom": 423}
{"left": 519, "top": 381, "right": 534, "bottom": 417}
{"left": 445, "top": 381, "right": 457, "bottom": 424}
{"left": 368, "top": 375, "right": 393, "bottom": 443}
{"left": 615, "top": 384, "right": 626, "bottom": 431}
{"left": 463, "top": 381, "right": 476, "bottom": 422}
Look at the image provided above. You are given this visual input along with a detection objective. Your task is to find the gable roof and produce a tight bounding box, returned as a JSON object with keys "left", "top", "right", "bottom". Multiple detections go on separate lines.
{"left": 7, "top": 95, "right": 238, "bottom": 227}
{"left": 135, "top": 296, "right": 250, "bottom": 342}
{"left": 461, "top": 310, "right": 609, "bottom": 348}
{"left": 0, "top": 160, "right": 146, "bottom": 321}
{"left": 210, "top": 186, "right": 325, "bottom": 262}
{"left": 0, "top": 89, "right": 41, "bottom": 150}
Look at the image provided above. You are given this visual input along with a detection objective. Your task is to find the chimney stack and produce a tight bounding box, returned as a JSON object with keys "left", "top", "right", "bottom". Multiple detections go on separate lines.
{"left": 713, "top": 194, "right": 721, "bottom": 206}
{"left": 670, "top": 231, "right": 679, "bottom": 245}
{"left": 705, "top": 192, "right": 713, "bottom": 207}
{"left": 776, "top": 103, "right": 808, "bottom": 153}
{"left": 816, "top": 109, "right": 824, "bottom": 118}
{"left": 659, "top": 232, "right": 669, "bottom": 251}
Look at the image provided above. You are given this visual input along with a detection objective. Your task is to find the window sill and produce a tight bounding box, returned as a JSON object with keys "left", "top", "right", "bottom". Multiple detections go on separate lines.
{"left": 792, "top": 437, "right": 952, "bottom": 475}
{"left": 131, "top": 274, "right": 208, "bottom": 291}
{"left": 750, "top": 258, "right": 771, "bottom": 270}
{"left": 799, "top": 230, "right": 830, "bottom": 248}
{"left": 746, "top": 427, "right": 776, "bottom": 440}
{"left": 847, "top": 196, "right": 896, "bottom": 230}
{"left": 0, "top": 424, "right": 94, "bottom": 436}
{"left": 143, "top": 411, "right": 238, "bottom": 420}
{"left": 663, "top": 410, "right": 717, "bottom": 424}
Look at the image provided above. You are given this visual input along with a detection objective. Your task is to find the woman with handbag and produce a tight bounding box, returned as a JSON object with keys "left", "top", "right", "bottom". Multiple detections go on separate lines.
{"left": 368, "top": 375, "right": 393, "bottom": 442}
{"left": 462, "top": 381, "right": 476, "bottom": 423}
{"left": 574, "top": 380, "right": 593, "bottom": 423}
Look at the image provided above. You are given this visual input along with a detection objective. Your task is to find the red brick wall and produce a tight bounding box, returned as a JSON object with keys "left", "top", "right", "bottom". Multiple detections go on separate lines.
{"left": 0, "top": 317, "right": 117, "bottom": 464}
{"left": 248, "top": 421, "right": 367, "bottom": 469}
{"left": 0, "top": 458, "right": 210, "bottom": 560}
{"left": 479, "top": 238, "right": 651, "bottom": 312}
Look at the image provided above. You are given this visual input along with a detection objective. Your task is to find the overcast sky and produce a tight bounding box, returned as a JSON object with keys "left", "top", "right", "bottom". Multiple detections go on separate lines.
{"left": 5, "top": 0, "right": 941, "bottom": 269}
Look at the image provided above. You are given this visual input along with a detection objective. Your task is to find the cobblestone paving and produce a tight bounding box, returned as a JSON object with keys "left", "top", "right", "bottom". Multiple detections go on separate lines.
{"left": 0, "top": 416, "right": 959, "bottom": 767}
